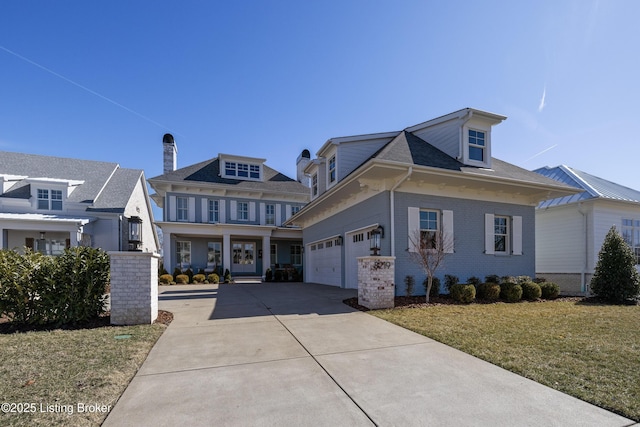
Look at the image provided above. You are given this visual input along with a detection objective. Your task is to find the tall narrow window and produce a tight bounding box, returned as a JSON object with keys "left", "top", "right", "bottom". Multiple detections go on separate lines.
{"left": 468, "top": 129, "right": 486, "bottom": 162}
{"left": 177, "top": 241, "right": 191, "bottom": 266}
{"left": 176, "top": 197, "right": 188, "bottom": 221}
{"left": 207, "top": 242, "right": 222, "bottom": 268}
{"left": 51, "top": 190, "right": 63, "bottom": 210}
{"left": 494, "top": 216, "right": 509, "bottom": 253}
{"left": 238, "top": 202, "right": 248, "bottom": 221}
{"left": 312, "top": 174, "right": 318, "bottom": 197}
{"left": 270, "top": 243, "right": 278, "bottom": 264}
{"left": 419, "top": 210, "right": 439, "bottom": 249}
{"left": 208, "top": 199, "right": 219, "bottom": 223}
{"left": 328, "top": 155, "right": 336, "bottom": 183}
{"left": 265, "top": 204, "right": 275, "bottom": 225}
{"left": 290, "top": 245, "right": 302, "bottom": 265}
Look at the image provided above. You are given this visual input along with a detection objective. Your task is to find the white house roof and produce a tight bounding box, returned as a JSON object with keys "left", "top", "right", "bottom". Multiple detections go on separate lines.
{"left": 534, "top": 165, "right": 640, "bottom": 208}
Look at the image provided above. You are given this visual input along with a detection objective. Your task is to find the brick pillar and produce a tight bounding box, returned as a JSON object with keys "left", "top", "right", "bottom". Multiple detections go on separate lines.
{"left": 109, "top": 252, "right": 160, "bottom": 325}
{"left": 357, "top": 256, "right": 395, "bottom": 309}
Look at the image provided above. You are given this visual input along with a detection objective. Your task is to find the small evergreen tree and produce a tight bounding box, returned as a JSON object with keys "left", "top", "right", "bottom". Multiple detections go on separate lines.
{"left": 591, "top": 226, "right": 640, "bottom": 302}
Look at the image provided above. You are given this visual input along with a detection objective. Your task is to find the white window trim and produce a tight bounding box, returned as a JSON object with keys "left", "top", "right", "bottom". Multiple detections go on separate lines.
{"left": 176, "top": 196, "right": 189, "bottom": 222}
{"left": 327, "top": 153, "right": 337, "bottom": 188}
{"left": 311, "top": 173, "right": 318, "bottom": 198}
{"left": 463, "top": 125, "right": 492, "bottom": 168}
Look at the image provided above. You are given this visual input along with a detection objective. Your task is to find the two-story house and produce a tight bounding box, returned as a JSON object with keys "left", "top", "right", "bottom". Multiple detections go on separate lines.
{"left": 286, "top": 108, "right": 580, "bottom": 293}
{"left": 148, "top": 134, "right": 309, "bottom": 278}
{"left": 534, "top": 165, "right": 640, "bottom": 295}
{"left": 0, "top": 151, "right": 159, "bottom": 254}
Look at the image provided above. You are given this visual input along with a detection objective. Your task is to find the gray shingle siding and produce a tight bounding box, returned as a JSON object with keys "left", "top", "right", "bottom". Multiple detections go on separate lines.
{"left": 393, "top": 192, "right": 535, "bottom": 294}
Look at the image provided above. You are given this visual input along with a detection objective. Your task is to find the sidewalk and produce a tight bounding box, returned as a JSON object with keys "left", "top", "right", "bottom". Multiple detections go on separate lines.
{"left": 103, "top": 283, "right": 636, "bottom": 426}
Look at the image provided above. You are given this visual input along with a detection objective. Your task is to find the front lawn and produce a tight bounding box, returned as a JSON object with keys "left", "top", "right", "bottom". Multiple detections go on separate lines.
{"left": 371, "top": 300, "right": 640, "bottom": 421}
{"left": 0, "top": 320, "right": 167, "bottom": 426}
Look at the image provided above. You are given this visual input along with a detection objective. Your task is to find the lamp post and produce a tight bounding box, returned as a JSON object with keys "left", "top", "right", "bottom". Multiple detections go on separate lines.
{"left": 128, "top": 216, "right": 143, "bottom": 251}
{"left": 369, "top": 225, "right": 384, "bottom": 256}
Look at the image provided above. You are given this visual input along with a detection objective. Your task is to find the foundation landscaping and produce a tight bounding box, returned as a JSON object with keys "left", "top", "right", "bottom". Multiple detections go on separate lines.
{"left": 0, "top": 248, "right": 171, "bottom": 427}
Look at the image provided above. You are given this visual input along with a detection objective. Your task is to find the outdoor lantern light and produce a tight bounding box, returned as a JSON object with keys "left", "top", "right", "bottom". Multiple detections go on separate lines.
{"left": 128, "top": 216, "right": 143, "bottom": 251}
{"left": 369, "top": 225, "right": 384, "bottom": 256}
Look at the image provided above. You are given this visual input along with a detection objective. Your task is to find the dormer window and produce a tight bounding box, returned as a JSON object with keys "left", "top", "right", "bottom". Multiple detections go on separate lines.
{"left": 468, "top": 129, "right": 485, "bottom": 162}
{"left": 220, "top": 154, "right": 265, "bottom": 181}
{"left": 328, "top": 155, "right": 336, "bottom": 184}
{"left": 312, "top": 174, "right": 318, "bottom": 197}
{"left": 37, "top": 189, "right": 63, "bottom": 211}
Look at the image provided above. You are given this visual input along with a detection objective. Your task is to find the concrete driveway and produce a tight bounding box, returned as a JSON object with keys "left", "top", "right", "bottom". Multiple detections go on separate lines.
{"left": 104, "top": 282, "right": 636, "bottom": 427}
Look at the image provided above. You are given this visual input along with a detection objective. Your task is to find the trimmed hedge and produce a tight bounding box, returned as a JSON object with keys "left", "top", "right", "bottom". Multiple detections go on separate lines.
{"left": 208, "top": 273, "right": 220, "bottom": 284}
{"left": 159, "top": 274, "right": 174, "bottom": 285}
{"left": 500, "top": 282, "right": 523, "bottom": 302}
{"left": 193, "top": 274, "right": 206, "bottom": 283}
{"left": 521, "top": 281, "right": 542, "bottom": 300}
{"left": 0, "top": 247, "right": 109, "bottom": 326}
{"left": 450, "top": 283, "right": 476, "bottom": 304}
{"left": 175, "top": 274, "right": 189, "bottom": 284}
{"left": 539, "top": 282, "right": 560, "bottom": 299}
{"left": 477, "top": 282, "right": 501, "bottom": 301}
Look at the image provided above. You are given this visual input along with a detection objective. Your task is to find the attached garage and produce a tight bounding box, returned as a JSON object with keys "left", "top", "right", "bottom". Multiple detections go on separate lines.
{"left": 345, "top": 225, "right": 377, "bottom": 289}
{"left": 306, "top": 237, "right": 342, "bottom": 286}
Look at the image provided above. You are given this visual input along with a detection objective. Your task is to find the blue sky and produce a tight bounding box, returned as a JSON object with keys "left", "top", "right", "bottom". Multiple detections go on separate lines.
{"left": 1, "top": 1, "right": 638, "bottom": 202}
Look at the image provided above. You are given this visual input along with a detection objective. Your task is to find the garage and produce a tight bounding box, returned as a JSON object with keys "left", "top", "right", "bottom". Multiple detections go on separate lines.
{"left": 345, "top": 227, "right": 375, "bottom": 289}
{"left": 306, "top": 237, "right": 342, "bottom": 287}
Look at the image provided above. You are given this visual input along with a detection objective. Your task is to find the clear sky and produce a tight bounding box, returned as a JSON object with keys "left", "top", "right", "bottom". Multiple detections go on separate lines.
{"left": 2, "top": 1, "right": 638, "bottom": 206}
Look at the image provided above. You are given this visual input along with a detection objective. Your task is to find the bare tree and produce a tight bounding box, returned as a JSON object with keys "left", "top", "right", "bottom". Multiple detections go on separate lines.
{"left": 407, "top": 228, "right": 453, "bottom": 303}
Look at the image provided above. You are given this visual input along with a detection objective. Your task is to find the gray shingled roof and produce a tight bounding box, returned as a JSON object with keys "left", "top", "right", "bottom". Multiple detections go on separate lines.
{"left": 373, "top": 131, "right": 573, "bottom": 188}
{"left": 149, "top": 158, "right": 309, "bottom": 195}
{"left": 534, "top": 165, "right": 640, "bottom": 208}
{"left": 0, "top": 151, "right": 143, "bottom": 212}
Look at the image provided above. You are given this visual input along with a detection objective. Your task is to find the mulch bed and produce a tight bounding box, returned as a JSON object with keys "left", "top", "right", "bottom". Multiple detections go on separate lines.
{"left": 342, "top": 295, "right": 632, "bottom": 311}
{"left": 0, "top": 310, "right": 173, "bottom": 334}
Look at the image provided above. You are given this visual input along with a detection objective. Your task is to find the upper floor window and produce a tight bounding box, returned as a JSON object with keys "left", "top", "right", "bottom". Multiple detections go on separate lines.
{"left": 177, "top": 197, "right": 188, "bottom": 221}
{"left": 37, "top": 189, "right": 63, "bottom": 211}
{"left": 468, "top": 129, "right": 486, "bottom": 162}
{"left": 312, "top": 174, "right": 318, "bottom": 197}
{"left": 224, "top": 161, "right": 261, "bottom": 180}
{"left": 328, "top": 155, "right": 336, "bottom": 183}
{"left": 265, "top": 204, "right": 275, "bottom": 225}
{"left": 238, "top": 202, "right": 249, "bottom": 221}
{"left": 291, "top": 205, "right": 301, "bottom": 215}
{"left": 622, "top": 219, "right": 640, "bottom": 264}
{"left": 208, "top": 199, "right": 219, "bottom": 223}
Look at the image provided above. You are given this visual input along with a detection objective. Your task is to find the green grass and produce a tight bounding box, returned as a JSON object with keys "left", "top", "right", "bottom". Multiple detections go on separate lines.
{"left": 371, "top": 301, "right": 640, "bottom": 421}
{"left": 0, "top": 323, "right": 166, "bottom": 426}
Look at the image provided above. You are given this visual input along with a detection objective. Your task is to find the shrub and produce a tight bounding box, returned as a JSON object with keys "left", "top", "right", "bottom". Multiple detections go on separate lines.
{"left": 591, "top": 226, "right": 640, "bottom": 302}
{"left": 477, "top": 282, "right": 501, "bottom": 301}
{"left": 404, "top": 275, "right": 415, "bottom": 296}
{"left": 173, "top": 267, "right": 182, "bottom": 281}
{"left": 197, "top": 268, "right": 205, "bottom": 275}
{"left": 175, "top": 274, "right": 189, "bottom": 284}
{"left": 450, "top": 284, "right": 476, "bottom": 303}
{"left": 501, "top": 275, "right": 516, "bottom": 284}
{"left": 265, "top": 268, "right": 273, "bottom": 282}
{"left": 444, "top": 274, "right": 459, "bottom": 292}
{"left": 424, "top": 277, "right": 441, "bottom": 298}
{"left": 539, "top": 282, "right": 560, "bottom": 299}
{"left": 521, "top": 281, "right": 542, "bottom": 300}
{"left": 485, "top": 274, "right": 500, "bottom": 284}
{"left": 467, "top": 276, "right": 481, "bottom": 287}
{"left": 208, "top": 273, "right": 220, "bottom": 284}
{"left": 533, "top": 277, "right": 547, "bottom": 284}
{"left": 159, "top": 274, "right": 173, "bottom": 285}
{"left": 185, "top": 268, "right": 194, "bottom": 283}
{"left": 193, "top": 274, "right": 206, "bottom": 284}
{"left": 516, "top": 276, "right": 532, "bottom": 285}
{"left": 500, "top": 282, "right": 522, "bottom": 302}
{"left": 224, "top": 269, "right": 232, "bottom": 283}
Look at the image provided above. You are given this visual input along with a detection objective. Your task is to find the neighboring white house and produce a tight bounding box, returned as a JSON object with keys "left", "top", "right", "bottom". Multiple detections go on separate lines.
{"left": 286, "top": 108, "right": 579, "bottom": 292}
{"left": 0, "top": 151, "right": 159, "bottom": 254}
{"left": 534, "top": 165, "right": 640, "bottom": 295}
{"left": 148, "top": 134, "right": 309, "bottom": 277}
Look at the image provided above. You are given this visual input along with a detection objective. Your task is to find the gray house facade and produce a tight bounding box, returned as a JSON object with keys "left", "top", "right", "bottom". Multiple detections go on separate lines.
{"left": 0, "top": 151, "right": 159, "bottom": 254}
{"left": 287, "top": 109, "right": 579, "bottom": 294}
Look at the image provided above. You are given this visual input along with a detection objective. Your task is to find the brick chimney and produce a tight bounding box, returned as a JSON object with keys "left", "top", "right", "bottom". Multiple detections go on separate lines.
{"left": 163, "top": 133, "right": 177, "bottom": 174}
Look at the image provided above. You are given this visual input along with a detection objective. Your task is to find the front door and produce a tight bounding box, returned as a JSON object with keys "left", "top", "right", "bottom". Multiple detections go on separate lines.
{"left": 232, "top": 242, "right": 255, "bottom": 273}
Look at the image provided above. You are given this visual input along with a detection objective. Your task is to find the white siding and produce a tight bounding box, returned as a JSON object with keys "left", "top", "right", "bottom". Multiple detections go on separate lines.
{"left": 535, "top": 205, "right": 585, "bottom": 273}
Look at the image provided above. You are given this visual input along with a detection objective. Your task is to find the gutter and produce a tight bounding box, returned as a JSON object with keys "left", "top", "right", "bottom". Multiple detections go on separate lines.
{"left": 390, "top": 166, "right": 413, "bottom": 256}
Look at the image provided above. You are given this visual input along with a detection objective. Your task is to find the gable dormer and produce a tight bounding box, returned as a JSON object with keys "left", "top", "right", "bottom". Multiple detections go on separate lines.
{"left": 406, "top": 108, "right": 506, "bottom": 169}
{"left": 218, "top": 154, "right": 266, "bottom": 182}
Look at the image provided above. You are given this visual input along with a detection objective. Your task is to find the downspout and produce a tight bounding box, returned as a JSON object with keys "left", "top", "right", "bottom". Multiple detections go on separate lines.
{"left": 390, "top": 166, "right": 413, "bottom": 256}
{"left": 578, "top": 203, "right": 588, "bottom": 294}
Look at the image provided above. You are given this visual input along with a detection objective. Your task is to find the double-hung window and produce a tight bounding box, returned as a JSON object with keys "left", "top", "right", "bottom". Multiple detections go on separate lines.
{"left": 420, "top": 210, "right": 439, "bottom": 249}
{"left": 176, "top": 197, "right": 188, "bottom": 221}
{"left": 328, "top": 155, "right": 336, "bottom": 184}
{"left": 208, "top": 199, "right": 219, "bottom": 223}
{"left": 37, "top": 189, "right": 49, "bottom": 209}
{"left": 238, "top": 202, "right": 248, "bottom": 221}
{"left": 312, "top": 174, "right": 318, "bottom": 197}
{"left": 468, "top": 129, "right": 486, "bottom": 162}
{"left": 265, "top": 204, "right": 275, "bottom": 225}
{"left": 37, "top": 189, "right": 63, "bottom": 210}
{"left": 177, "top": 241, "right": 191, "bottom": 266}
{"left": 494, "top": 216, "right": 509, "bottom": 253}
{"left": 290, "top": 245, "right": 302, "bottom": 265}
{"left": 207, "top": 242, "right": 222, "bottom": 267}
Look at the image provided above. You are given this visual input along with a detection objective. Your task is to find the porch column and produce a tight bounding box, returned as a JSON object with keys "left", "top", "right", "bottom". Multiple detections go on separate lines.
{"left": 223, "top": 233, "right": 231, "bottom": 273}
{"left": 69, "top": 227, "right": 79, "bottom": 247}
{"left": 262, "top": 235, "right": 271, "bottom": 277}
{"left": 163, "top": 232, "right": 172, "bottom": 270}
